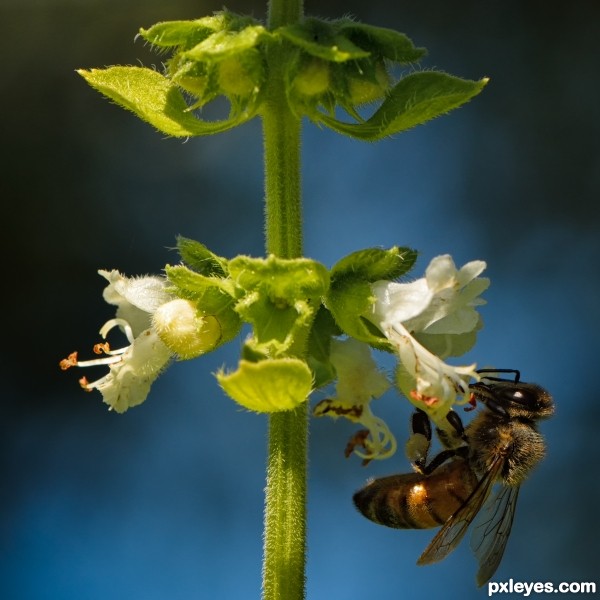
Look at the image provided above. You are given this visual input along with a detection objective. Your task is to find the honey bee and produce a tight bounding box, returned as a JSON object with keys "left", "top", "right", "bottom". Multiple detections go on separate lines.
{"left": 353, "top": 370, "right": 554, "bottom": 586}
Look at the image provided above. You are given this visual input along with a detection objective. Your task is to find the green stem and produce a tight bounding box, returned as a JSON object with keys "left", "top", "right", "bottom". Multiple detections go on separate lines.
{"left": 267, "top": 0, "right": 303, "bottom": 29}
{"left": 261, "top": 1, "right": 306, "bottom": 599}
{"left": 262, "top": 406, "right": 308, "bottom": 600}
{"left": 263, "top": 103, "right": 302, "bottom": 259}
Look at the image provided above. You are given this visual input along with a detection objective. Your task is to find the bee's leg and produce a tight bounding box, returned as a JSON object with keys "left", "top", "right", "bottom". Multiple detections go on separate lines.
{"left": 405, "top": 409, "right": 432, "bottom": 473}
{"left": 417, "top": 410, "right": 470, "bottom": 476}
{"left": 436, "top": 409, "right": 468, "bottom": 450}
{"left": 419, "top": 445, "right": 469, "bottom": 475}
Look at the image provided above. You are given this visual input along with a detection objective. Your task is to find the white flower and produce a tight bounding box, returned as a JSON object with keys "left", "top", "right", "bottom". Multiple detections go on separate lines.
{"left": 60, "top": 270, "right": 174, "bottom": 413}
{"left": 366, "top": 255, "right": 489, "bottom": 424}
{"left": 313, "top": 338, "right": 395, "bottom": 462}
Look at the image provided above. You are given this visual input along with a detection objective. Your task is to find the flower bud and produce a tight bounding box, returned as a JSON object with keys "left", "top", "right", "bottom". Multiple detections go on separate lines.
{"left": 153, "top": 299, "right": 221, "bottom": 359}
{"left": 176, "top": 74, "right": 209, "bottom": 99}
{"left": 292, "top": 58, "right": 330, "bottom": 98}
{"left": 217, "top": 51, "right": 263, "bottom": 97}
{"left": 347, "top": 60, "right": 390, "bottom": 105}
{"left": 169, "top": 58, "right": 210, "bottom": 99}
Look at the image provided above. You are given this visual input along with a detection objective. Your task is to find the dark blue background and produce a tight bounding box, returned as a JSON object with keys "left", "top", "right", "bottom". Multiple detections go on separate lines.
{"left": 3, "top": 0, "right": 599, "bottom": 598}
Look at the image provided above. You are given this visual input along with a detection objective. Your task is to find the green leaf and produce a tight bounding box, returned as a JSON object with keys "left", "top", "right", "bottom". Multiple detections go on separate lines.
{"left": 317, "top": 72, "right": 489, "bottom": 140}
{"left": 139, "top": 12, "right": 260, "bottom": 50}
{"left": 337, "top": 20, "right": 426, "bottom": 63}
{"left": 278, "top": 19, "right": 370, "bottom": 62}
{"left": 78, "top": 66, "right": 254, "bottom": 137}
{"left": 306, "top": 306, "right": 341, "bottom": 388}
{"left": 330, "top": 246, "right": 417, "bottom": 282}
{"left": 216, "top": 358, "right": 313, "bottom": 412}
{"left": 326, "top": 278, "right": 387, "bottom": 347}
{"left": 165, "top": 264, "right": 236, "bottom": 300}
{"left": 176, "top": 237, "right": 228, "bottom": 277}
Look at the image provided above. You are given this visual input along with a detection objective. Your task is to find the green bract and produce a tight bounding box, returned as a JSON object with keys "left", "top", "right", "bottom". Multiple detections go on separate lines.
{"left": 216, "top": 358, "right": 313, "bottom": 412}
{"left": 79, "top": 10, "right": 487, "bottom": 140}
{"left": 326, "top": 247, "right": 417, "bottom": 347}
{"left": 228, "top": 255, "right": 329, "bottom": 358}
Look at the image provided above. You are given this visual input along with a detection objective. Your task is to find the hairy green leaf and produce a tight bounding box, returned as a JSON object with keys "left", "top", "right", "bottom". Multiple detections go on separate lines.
{"left": 336, "top": 20, "right": 426, "bottom": 63}
{"left": 139, "top": 17, "right": 222, "bottom": 49}
{"left": 318, "top": 72, "right": 488, "bottom": 140}
{"left": 330, "top": 246, "right": 417, "bottom": 282}
{"left": 278, "top": 19, "right": 370, "bottom": 62}
{"left": 78, "top": 66, "right": 253, "bottom": 137}
{"left": 176, "top": 237, "right": 228, "bottom": 277}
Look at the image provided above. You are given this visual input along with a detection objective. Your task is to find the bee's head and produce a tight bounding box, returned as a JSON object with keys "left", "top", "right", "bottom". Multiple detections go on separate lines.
{"left": 469, "top": 379, "right": 554, "bottom": 421}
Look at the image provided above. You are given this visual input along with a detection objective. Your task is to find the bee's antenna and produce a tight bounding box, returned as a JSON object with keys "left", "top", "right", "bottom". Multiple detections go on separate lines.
{"left": 476, "top": 368, "right": 521, "bottom": 383}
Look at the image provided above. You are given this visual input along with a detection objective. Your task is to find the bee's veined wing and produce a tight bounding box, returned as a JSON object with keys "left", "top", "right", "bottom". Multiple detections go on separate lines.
{"left": 416, "top": 454, "right": 504, "bottom": 567}
{"left": 471, "top": 484, "right": 520, "bottom": 587}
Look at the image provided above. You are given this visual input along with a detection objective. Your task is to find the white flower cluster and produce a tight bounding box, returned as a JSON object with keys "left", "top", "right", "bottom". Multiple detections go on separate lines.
{"left": 315, "top": 255, "right": 489, "bottom": 462}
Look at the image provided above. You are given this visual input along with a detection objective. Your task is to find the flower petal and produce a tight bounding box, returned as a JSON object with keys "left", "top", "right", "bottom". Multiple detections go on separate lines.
{"left": 387, "top": 322, "right": 477, "bottom": 420}
{"left": 99, "top": 270, "right": 173, "bottom": 336}
{"left": 371, "top": 279, "right": 432, "bottom": 328}
{"left": 85, "top": 328, "right": 172, "bottom": 413}
{"left": 330, "top": 338, "right": 391, "bottom": 404}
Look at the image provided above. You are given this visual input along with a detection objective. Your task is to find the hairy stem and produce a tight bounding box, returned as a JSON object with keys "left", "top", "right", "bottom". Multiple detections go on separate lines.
{"left": 261, "top": 0, "right": 306, "bottom": 599}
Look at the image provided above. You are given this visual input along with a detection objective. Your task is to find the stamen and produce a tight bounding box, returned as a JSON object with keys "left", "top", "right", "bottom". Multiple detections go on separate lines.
{"left": 59, "top": 352, "right": 79, "bottom": 371}
{"left": 60, "top": 318, "right": 135, "bottom": 372}
{"left": 344, "top": 429, "right": 370, "bottom": 460}
{"left": 99, "top": 318, "right": 135, "bottom": 344}
{"left": 350, "top": 413, "right": 397, "bottom": 462}
{"left": 93, "top": 342, "right": 111, "bottom": 355}
{"left": 79, "top": 376, "right": 94, "bottom": 392}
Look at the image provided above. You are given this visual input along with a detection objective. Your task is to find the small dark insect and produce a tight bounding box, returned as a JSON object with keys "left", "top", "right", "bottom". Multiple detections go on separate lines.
{"left": 353, "top": 370, "right": 554, "bottom": 586}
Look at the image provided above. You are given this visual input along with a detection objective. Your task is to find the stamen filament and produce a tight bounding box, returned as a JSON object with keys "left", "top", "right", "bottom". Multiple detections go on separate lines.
{"left": 99, "top": 318, "right": 135, "bottom": 344}
{"left": 72, "top": 354, "right": 124, "bottom": 368}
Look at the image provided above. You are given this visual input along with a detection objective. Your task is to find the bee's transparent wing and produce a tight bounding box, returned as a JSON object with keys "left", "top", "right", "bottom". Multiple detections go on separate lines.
{"left": 471, "top": 484, "right": 520, "bottom": 587}
{"left": 416, "top": 456, "right": 503, "bottom": 567}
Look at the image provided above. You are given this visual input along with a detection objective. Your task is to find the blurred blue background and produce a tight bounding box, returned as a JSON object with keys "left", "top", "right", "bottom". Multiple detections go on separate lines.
{"left": 3, "top": 0, "right": 599, "bottom": 598}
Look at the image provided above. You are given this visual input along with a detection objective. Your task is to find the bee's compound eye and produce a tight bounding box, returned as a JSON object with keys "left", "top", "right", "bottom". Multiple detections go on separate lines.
{"left": 511, "top": 387, "right": 539, "bottom": 407}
